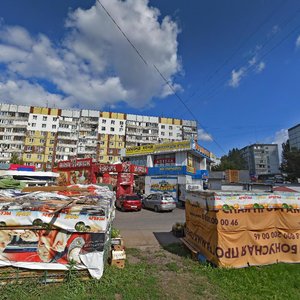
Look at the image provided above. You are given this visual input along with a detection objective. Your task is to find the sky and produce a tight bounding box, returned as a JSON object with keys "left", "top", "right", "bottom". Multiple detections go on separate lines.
{"left": 0, "top": 0, "right": 300, "bottom": 158}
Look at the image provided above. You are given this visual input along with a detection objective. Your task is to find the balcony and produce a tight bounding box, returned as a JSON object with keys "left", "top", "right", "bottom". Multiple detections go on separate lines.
{"left": 57, "top": 143, "right": 77, "bottom": 148}
{"left": 77, "top": 150, "right": 96, "bottom": 155}
{"left": 80, "top": 119, "right": 99, "bottom": 125}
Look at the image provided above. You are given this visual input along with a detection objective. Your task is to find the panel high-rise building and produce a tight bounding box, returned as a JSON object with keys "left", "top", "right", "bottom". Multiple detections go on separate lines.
{"left": 240, "top": 143, "right": 280, "bottom": 176}
{"left": 0, "top": 103, "right": 198, "bottom": 170}
{"left": 288, "top": 124, "right": 300, "bottom": 151}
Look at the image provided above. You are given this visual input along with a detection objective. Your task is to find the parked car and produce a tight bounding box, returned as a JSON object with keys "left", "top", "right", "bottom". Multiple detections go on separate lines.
{"left": 116, "top": 194, "right": 142, "bottom": 212}
{"left": 142, "top": 193, "right": 176, "bottom": 212}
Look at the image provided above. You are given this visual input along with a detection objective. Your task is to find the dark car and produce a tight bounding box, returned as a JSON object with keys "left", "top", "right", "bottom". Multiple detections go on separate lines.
{"left": 116, "top": 194, "right": 142, "bottom": 212}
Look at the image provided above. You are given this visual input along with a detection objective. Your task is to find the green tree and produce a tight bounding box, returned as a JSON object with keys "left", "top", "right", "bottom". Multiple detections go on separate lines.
{"left": 212, "top": 148, "right": 247, "bottom": 171}
{"left": 280, "top": 140, "right": 300, "bottom": 182}
{"left": 10, "top": 153, "right": 24, "bottom": 165}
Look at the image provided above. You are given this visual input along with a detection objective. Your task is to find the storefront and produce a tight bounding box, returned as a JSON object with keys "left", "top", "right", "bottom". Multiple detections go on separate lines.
{"left": 121, "top": 140, "right": 214, "bottom": 203}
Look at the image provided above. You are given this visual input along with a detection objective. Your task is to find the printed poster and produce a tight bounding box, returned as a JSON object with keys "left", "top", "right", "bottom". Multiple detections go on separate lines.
{"left": 150, "top": 177, "right": 177, "bottom": 199}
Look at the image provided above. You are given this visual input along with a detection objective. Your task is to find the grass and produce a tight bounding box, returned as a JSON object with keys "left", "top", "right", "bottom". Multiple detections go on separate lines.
{"left": 1, "top": 244, "right": 300, "bottom": 300}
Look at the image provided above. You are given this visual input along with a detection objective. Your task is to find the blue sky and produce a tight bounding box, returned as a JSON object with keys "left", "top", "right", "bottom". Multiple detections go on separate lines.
{"left": 0, "top": 0, "right": 300, "bottom": 157}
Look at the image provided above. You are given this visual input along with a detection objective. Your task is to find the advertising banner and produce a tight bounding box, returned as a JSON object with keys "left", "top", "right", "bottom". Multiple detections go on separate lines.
{"left": 58, "top": 158, "right": 92, "bottom": 170}
{"left": 0, "top": 229, "right": 105, "bottom": 278}
{"left": 186, "top": 191, "right": 300, "bottom": 211}
{"left": 185, "top": 201, "right": 300, "bottom": 268}
{"left": 0, "top": 199, "right": 108, "bottom": 233}
{"left": 126, "top": 140, "right": 191, "bottom": 156}
{"left": 150, "top": 177, "right": 177, "bottom": 199}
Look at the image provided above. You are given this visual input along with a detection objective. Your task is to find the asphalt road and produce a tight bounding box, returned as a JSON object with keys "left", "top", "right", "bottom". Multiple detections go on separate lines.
{"left": 113, "top": 207, "right": 186, "bottom": 248}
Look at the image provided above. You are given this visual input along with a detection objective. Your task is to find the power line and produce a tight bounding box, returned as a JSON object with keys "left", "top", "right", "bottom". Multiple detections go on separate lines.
{"left": 175, "top": 6, "right": 300, "bottom": 119}
{"left": 184, "top": 0, "right": 286, "bottom": 103}
{"left": 96, "top": 0, "right": 227, "bottom": 154}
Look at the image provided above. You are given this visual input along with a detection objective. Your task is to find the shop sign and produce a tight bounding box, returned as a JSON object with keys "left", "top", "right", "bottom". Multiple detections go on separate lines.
{"left": 126, "top": 140, "right": 191, "bottom": 156}
{"left": 192, "top": 142, "right": 211, "bottom": 158}
{"left": 155, "top": 140, "right": 191, "bottom": 153}
{"left": 58, "top": 158, "right": 92, "bottom": 170}
{"left": 148, "top": 166, "right": 186, "bottom": 176}
{"left": 126, "top": 144, "right": 154, "bottom": 155}
{"left": 154, "top": 157, "right": 175, "bottom": 165}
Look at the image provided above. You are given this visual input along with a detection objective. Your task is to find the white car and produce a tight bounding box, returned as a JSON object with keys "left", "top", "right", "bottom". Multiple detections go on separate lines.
{"left": 142, "top": 193, "right": 176, "bottom": 212}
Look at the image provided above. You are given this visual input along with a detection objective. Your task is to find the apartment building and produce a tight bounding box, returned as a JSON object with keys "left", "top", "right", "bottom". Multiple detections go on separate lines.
{"left": 56, "top": 109, "right": 80, "bottom": 162}
{"left": 125, "top": 114, "right": 159, "bottom": 146}
{"left": 288, "top": 123, "right": 300, "bottom": 150}
{"left": 0, "top": 104, "right": 29, "bottom": 163}
{"left": 240, "top": 144, "right": 280, "bottom": 176}
{"left": 98, "top": 112, "right": 126, "bottom": 163}
{"left": 0, "top": 103, "right": 198, "bottom": 170}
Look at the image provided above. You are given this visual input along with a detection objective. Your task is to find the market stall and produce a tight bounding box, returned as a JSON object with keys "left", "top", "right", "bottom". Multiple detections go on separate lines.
{"left": 184, "top": 190, "right": 300, "bottom": 268}
{"left": 0, "top": 184, "right": 115, "bottom": 280}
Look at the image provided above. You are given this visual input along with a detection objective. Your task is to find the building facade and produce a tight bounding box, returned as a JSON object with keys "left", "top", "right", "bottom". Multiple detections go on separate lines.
{"left": 288, "top": 124, "right": 300, "bottom": 150}
{"left": 240, "top": 144, "right": 280, "bottom": 176}
{"left": 121, "top": 140, "right": 212, "bottom": 202}
{"left": 0, "top": 103, "right": 198, "bottom": 170}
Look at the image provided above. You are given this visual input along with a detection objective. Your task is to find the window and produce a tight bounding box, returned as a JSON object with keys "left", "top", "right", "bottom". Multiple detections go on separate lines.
{"left": 102, "top": 127, "right": 106, "bottom": 131}
{"left": 49, "top": 147, "right": 53, "bottom": 151}
{"left": 33, "top": 115, "right": 37, "bottom": 120}
{"left": 43, "top": 116, "right": 47, "bottom": 121}
{"left": 50, "top": 140, "right": 54, "bottom": 144}
{"left": 53, "top": 117, "right": 58, "bottom": 121}
{"left": 109, "top": 156, "right": 113, "bottom": 161}
{"left": 37, "top": 155, "right": 42, "bottom": 160}
{"left": 161, "top": 132, "right": 165, "bottom": 136}
{"left": 111, "top": 127, "right": 115, "bottom": 132}
{"left": 102, "top": 119, "right": 106, "bottom": 124}
{"left": 99, "top": 156, "right": 104, "bottom": 160}
{"left": 32, "top": 123, "right": 36, "bottom": 127}
{"left": 109, "top": 142, "right": 114, "bottom": 146}
{"left": 111, "top": 120, "right": 115, "bottom": 125}
{"left": 40, "top": 139, "right": 45, "bottom": 143}
{"left": 169, "top": 126, "right": 173, "bottom": 130}
{"left": 52, "top": 125, "right": 56, "bottom": 129}
{"left": 26, "top": 154, "right": 31, "bottom": 159}
{"left": 169, "top": 132, "right": 173, "bottom": 136}
{"left": 42, "top": 124, "right": 46, "bottom": 128}
{"left": 51, "top": 132, "right": 56, "bottom": 137}
{"left": 120, "top": 127, "right": 123, "bottom": 131}
{"left": 29, "top": 138, "right": 34, "bottom": 143}
{"left": 71, "top": 125, "right": 76, "bottom": 130}
{"left": 120, "top": 121, "right": 124, "bottom": 126}
{"left": 161, "top": 125, "right": 165, "bottom": 129}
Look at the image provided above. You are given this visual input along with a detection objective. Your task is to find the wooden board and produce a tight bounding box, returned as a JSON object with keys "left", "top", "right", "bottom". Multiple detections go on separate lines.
{"left": 180, "top": 238, "right": 198, "bottom": 260}
{"left": 0, "top": 266, "right": 91, "bottom": 284}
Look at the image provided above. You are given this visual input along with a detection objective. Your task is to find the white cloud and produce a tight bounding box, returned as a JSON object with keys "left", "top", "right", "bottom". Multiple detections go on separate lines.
{"left": 272, "top": 129, "right": 288, "bottom": 161}
{"left": 229, "top": 67, "right": 246, "bottom": 88}
{"left": 198, "top": 128, "right": 213, "bottom": 142}
{"left": 296, "top": 35, "right": 300, "bottom": 49}
{"left": 256, "top": 61, "right": 266, "bottom": 73}
{"left": 271, "top": 25, "right": 280, "bottom": 35}
{"left": 0, "top": 79, "right": 69, "bottom": 108}
{"left": 0, "top": 0, "right": 181, "bottom": 109}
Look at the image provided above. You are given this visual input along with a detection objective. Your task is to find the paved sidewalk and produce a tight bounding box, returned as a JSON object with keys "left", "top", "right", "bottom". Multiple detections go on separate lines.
{"left": 113, "top": 208, "right": 185, "bottom": 248}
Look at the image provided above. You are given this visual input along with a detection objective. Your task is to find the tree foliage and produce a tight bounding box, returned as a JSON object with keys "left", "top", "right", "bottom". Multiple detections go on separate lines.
{"left": 212, "top": 148, "right": 247, "bottom": 171}
{"left": 280, "top": 140, "right": 300, "bottom": 181}
{"left": 10, "top": 153, "right": 24, "bottom": 165}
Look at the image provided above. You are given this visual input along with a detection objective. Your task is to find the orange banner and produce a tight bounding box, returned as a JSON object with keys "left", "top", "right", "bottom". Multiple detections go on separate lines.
{"left": 185, "top": 201, "right": 300, "bottom": 267}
